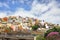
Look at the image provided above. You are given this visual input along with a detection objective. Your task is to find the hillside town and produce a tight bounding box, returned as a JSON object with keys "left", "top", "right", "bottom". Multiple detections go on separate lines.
{"left": 0, "top": 16, "right": 59, "bottom": 33}
{"left": 0, "top": 16, "right": 60, "bottom": 40}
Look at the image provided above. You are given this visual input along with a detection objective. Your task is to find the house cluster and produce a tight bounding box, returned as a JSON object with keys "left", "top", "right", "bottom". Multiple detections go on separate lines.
{"left": 0, "top": 16, "right": 59, "bottom": 33}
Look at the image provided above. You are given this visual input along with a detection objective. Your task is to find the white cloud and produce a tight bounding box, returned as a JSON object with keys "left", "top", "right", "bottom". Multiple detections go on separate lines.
{"left": 31, "top": 0, "right": 60, "bottom": 24}
{"left": 13, "top": 0, "right": 60, "bottom": 24}
{"left": 0, "top": 0, "right": 60, "bottom": 24}
{"left": 0, "top": 12, "right": 7, "bottom": 18}
{"left": 19, "top": 0, "right": 25, "bottom": 3}
{"left": 0, "top": 2, "right": 10, "bottom": 8}
{"left": 0, "top": 2, "right": 3, "bottom": 7}
{"left": 12, "top": 0, "right": 15, "bottom": 4}
{"left": 39, "top": 6, "right": 60, "bottom": 24}
{"left": 13, "top": 8, "right": 35, "bottom": 18}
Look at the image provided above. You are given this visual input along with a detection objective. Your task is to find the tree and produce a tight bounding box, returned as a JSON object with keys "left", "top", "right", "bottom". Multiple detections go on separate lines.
{"left": 32, "top": 25, "right": 39, "bottom": 31}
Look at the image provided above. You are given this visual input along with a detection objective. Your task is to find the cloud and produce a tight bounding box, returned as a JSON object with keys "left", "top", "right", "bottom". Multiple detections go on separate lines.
{"left": 40, "top": 8, "right": 60, "bottom": 24}
{"left": 0, "top": 2, "right": 10, "bottom": 8}
{"left": 31, "top": 0, "right": 60, "bottom": 24}
{"left": 0, "top": 12, "right": 7, "bottom": 18}
{"left": 0, "top": 0, "right": 60, "bottom": 24}
{"left": 12, "top": 8, "right": 35, "bottom": 18}
{"left": 13, "top": 0, "right": 60, "bottom": 24}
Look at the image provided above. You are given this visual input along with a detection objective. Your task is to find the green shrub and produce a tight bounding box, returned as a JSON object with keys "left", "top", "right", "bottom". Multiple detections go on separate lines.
{"left": 44, "top": 27, "right": 60, "bottom": 37}
{"left": 36, "top": 35, "right": 46, "bottom": 40}
{"left": 32, "top": 25, "right": 39, "bottom": 31}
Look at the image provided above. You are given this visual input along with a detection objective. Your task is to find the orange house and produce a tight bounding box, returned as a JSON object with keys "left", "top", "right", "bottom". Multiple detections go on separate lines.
{"left": 2, "top": 17, "right": 8, "bottom": 22}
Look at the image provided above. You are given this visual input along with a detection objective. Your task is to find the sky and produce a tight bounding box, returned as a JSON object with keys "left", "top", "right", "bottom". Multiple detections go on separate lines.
{"left": 0, "top": 0, "right": 60, "bottom": 24}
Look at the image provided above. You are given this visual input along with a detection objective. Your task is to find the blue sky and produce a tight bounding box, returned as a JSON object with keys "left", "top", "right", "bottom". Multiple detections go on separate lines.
{"left": 0, "top": 0, "right": 60, "bottom": 24}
